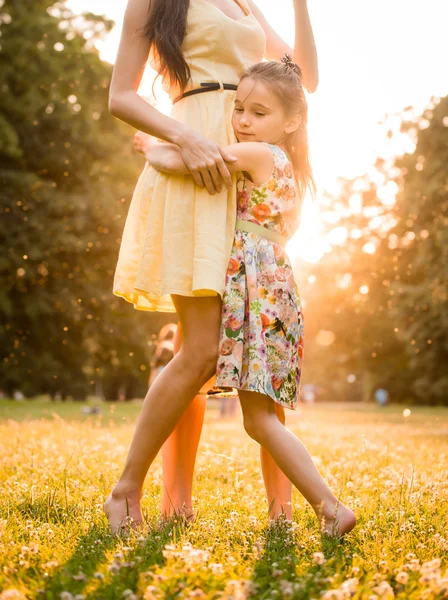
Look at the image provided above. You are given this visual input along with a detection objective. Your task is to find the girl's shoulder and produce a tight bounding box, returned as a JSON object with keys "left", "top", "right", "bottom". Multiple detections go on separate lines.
{"left": 262, "top": 143, "right": 289, "bottom": 165}
{"left": 260, "top": 143, "right": 295, "bottom": 184}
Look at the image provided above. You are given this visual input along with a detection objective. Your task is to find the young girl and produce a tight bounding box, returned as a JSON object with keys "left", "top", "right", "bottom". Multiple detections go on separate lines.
{"left": 144, "top": 59, "right": 357, "bottom": 535}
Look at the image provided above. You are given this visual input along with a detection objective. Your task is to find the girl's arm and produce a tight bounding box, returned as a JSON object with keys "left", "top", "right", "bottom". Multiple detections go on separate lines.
{"left": 247, "top": 0, "right": 318, "bottom": 93}
{"left": 109, "top": 0, "right": 235, "bottom": 194}
{"left": 145, "top": 140, "right": 273, "bottom": 185}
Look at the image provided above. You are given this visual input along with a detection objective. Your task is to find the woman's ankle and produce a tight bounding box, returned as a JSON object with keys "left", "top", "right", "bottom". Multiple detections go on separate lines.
{"left": 161, "top": 502, "right": 194, "bottom": 518}
{"left": 111, "top": 479, "right": 142, "bottom": 501}
{"left": 269, "top": 503, "right": 292, "bottom": 521}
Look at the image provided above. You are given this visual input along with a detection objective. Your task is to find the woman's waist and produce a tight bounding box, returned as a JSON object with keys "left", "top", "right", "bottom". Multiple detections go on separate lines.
{"left": 234, "top": 218, "right": 290, "bottom": 247}
{"left": 167, "top": 79, "right": 239, "bottom": 106}
{"left": 168, "top": 88, "right": 237, "bottom": 144}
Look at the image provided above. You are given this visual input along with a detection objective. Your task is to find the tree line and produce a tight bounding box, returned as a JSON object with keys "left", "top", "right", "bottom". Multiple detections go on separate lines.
{"left": 0, "top": 1, "right": 446, "bottom": 403}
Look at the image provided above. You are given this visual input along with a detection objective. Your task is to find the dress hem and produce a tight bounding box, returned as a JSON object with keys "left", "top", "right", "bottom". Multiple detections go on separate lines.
{"left": 215, "top": 377, "right": 298, "bottom": 411}
{"left": 114, "top": 286, "right": 221, "bottom": 314}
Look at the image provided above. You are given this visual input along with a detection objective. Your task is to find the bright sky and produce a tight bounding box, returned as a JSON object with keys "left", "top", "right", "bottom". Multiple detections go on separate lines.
{"left": 67, "top": 0, "right": 448, "bottom": 262}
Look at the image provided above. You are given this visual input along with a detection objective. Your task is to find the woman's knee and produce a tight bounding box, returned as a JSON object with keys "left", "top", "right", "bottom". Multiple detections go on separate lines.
{"left": 196, "top": 340, "right": 220, "bottom": 380}
{"left": 180, "top": 340, "right": 219, "bottom": 383}
{"left": 171, "top": 295, "right": 221, "bottom": 380}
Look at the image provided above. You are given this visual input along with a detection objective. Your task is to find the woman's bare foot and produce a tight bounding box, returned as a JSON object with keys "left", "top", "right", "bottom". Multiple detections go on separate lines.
{"left": 161, "top": 504, "right": 196, "bottom": 523}
{"left": 157, "top": 506, "right": 196, "bottom": 531}
{"left": 318, "top": 502, "right": 357, "bottom": 537}
{"left": 104, "top": 486, "right": 143, "bottom": 535}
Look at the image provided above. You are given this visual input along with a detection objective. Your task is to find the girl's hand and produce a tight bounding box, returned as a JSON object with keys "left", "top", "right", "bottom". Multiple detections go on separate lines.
{"left": 177, "top": 132, "right": 237, "bottom": 195}
{"left": 141, "top": 137, "right": 181, "bottom": 174}
{"left": 134, "top": 130, "right": 152, "bottom": 154}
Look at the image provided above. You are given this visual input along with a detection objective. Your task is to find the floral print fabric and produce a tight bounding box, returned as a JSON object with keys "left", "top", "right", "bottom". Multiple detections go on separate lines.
{"left": 215, "top": 144, "right": 304, "bottom": 410}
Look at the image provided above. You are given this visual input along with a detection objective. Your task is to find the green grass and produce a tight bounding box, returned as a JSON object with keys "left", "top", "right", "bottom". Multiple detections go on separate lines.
{"left": 0, "top": 400, "right": 447, "bottom": 599}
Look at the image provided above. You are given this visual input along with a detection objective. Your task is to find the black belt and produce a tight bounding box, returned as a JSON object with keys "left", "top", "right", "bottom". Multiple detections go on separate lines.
{"left": 173, "top": 82, "right": 238, "bottom": 104}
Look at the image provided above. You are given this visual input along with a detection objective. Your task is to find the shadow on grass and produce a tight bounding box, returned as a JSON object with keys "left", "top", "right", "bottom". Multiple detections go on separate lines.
{"left": 85, "top": 518, "right": 187, "bottom": 599}
{"left": 250, "top": 519, "right": 301, "bottom": 598}
{"left": 250, "top": 518, "right": 351, "bottom": 599}
{"left": 41, "top": 524, "right": 119, "bottom": 600}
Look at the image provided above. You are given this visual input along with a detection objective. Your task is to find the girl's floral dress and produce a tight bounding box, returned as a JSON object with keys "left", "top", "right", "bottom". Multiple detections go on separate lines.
{"left": 215, "top": 144, "right": 304, "bottom": 410}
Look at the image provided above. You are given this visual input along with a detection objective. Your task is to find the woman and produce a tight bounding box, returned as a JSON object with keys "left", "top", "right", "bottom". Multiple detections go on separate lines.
{"left": 105, "top": 0, "right": 318, "bottom": 532}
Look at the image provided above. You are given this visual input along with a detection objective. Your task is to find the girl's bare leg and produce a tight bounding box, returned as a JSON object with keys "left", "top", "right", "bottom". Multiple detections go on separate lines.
{"left": 104, "top": 295, "right": 222, "bottom": 533}
{"left": 239, "top": 391, "right": 356, "bottom": 536}
{"left": 260, "top": 404, "right": 293, "bottom": 520}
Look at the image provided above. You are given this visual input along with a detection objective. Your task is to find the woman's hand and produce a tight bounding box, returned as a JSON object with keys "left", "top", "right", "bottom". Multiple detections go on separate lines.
{"left": 247, "top": 0, "right": 318, "bottom": 93}
{"left": 177, "top": 132, "right": 237, "bottom": 195}
{"left": 135, "top": 130, "right": 237, "bottom": 194}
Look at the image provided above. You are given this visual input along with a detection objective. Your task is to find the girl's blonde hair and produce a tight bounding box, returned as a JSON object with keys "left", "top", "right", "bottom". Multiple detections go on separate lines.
{"left": 241, "top": 61, "right": 316, "bottom": 200}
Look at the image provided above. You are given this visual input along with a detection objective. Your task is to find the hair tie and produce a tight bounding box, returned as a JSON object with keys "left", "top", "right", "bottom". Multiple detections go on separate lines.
{"left": 281, "top": 53, "right": 302, "bottom": 79}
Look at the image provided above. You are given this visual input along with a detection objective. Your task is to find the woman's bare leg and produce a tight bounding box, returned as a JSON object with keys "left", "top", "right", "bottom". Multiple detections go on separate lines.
{"left": 160, "top": 393, "right": 206, "bottom": 520}
{"left": 104, "top": 295, "right": 222, "bottom": 532}
{"left": 240, "top": 391, "right": 356, "bottom": 536}
{"left": 160, "top": 324, "right": 206, "bottom": 520}
{"left": 260, "top": 404, "right": 293, "bottom": 520}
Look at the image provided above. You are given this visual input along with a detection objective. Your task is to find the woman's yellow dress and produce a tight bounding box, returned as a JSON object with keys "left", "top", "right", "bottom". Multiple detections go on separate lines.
{"left": 113, "top": 0, "right": 266, "bottom": 312}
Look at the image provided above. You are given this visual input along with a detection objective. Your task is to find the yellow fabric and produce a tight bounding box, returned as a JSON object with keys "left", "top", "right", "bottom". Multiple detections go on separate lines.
{"left": 113, "top": 0, "right": 266, "bottom": 312}
{"left": 235, "top": 218, "right": 288, "bottom": 247}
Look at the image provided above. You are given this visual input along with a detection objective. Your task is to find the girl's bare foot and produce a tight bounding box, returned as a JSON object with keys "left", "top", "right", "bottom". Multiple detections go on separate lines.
{"left": 104, "top": 486, "right": 143, "bottom": 535}
{"left": 318, "top": 502, "right": 357, "bottom": 537}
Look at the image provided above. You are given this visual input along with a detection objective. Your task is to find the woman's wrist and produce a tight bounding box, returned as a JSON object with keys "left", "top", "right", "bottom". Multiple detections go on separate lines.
{"left": 169, "top": 125, "right": 192, "bottom": 148}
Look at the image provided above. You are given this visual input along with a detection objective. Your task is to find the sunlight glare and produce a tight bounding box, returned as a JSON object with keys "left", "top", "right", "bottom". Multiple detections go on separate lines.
{"left": 287, "top": 195, "right": 325, "bottom": 263}
{"left": 377, "top": 181, "right": 399, "bottom": 207}
{"left": 327, "top": 226, "right": 348, "bottom": 246}
{"left": 363, "top": 242, "right": 376, "bottom": 254}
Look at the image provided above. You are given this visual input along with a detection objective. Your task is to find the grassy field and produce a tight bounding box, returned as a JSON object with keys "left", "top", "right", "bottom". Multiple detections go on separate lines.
{"left": 0, "top": 399, "right": 447, "bottom": 599}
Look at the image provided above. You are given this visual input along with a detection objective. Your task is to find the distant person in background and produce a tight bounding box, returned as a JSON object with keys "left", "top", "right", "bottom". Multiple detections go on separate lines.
{"left": 375, "top": 388, "right": 389, "bottom": 407}
{"left": 216, "top": 388, "right": 239, "bottom": 418}
{"left": 149, "top": 341, "right": 175, "bottom": 387}
{"left": 302, "top": 383, "right": 316, "bottom": 404}
{"left": 149, "top": 324, "right": 177, "bottom": 387}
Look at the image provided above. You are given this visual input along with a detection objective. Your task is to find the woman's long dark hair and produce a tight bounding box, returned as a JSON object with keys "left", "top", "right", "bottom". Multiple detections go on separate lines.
{"left": 143, "top": 0, "right": 191, "bottom": 91}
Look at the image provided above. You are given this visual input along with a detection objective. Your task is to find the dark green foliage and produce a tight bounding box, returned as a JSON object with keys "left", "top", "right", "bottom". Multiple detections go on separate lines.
{"left": 391, "top": 98, "right": 448, "bottom": 404}
{"left": 0, "top": 1, "right": 174, "bottom": 398}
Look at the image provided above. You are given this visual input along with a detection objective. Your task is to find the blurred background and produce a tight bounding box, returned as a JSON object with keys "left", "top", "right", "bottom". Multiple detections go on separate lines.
{"left": 1, "top": 0, "right": 447, "bottom": 404}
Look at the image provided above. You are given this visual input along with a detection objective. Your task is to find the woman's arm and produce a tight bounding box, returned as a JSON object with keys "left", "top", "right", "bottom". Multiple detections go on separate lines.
{"left": 109, "top": 0, "right": 235, "bottom": 193}
{"left": 247, "top": 0, "right": 318, "bottom": 93}
{"left": 145, "top": 140, "right": 273, "bottom": 184}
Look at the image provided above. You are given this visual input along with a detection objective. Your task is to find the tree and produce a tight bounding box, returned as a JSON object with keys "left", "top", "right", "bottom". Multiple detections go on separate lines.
{"left": 389, "top": 97, "right": 448, "bottom": 404}
{"left": 295, "top": 97, "right": 447, "bottom": 405}
{"left": 0, "top": 0, "right": 174, "bottom": 398}
{"left": 296, "top": 177, "right": 409, "bottom": 404}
